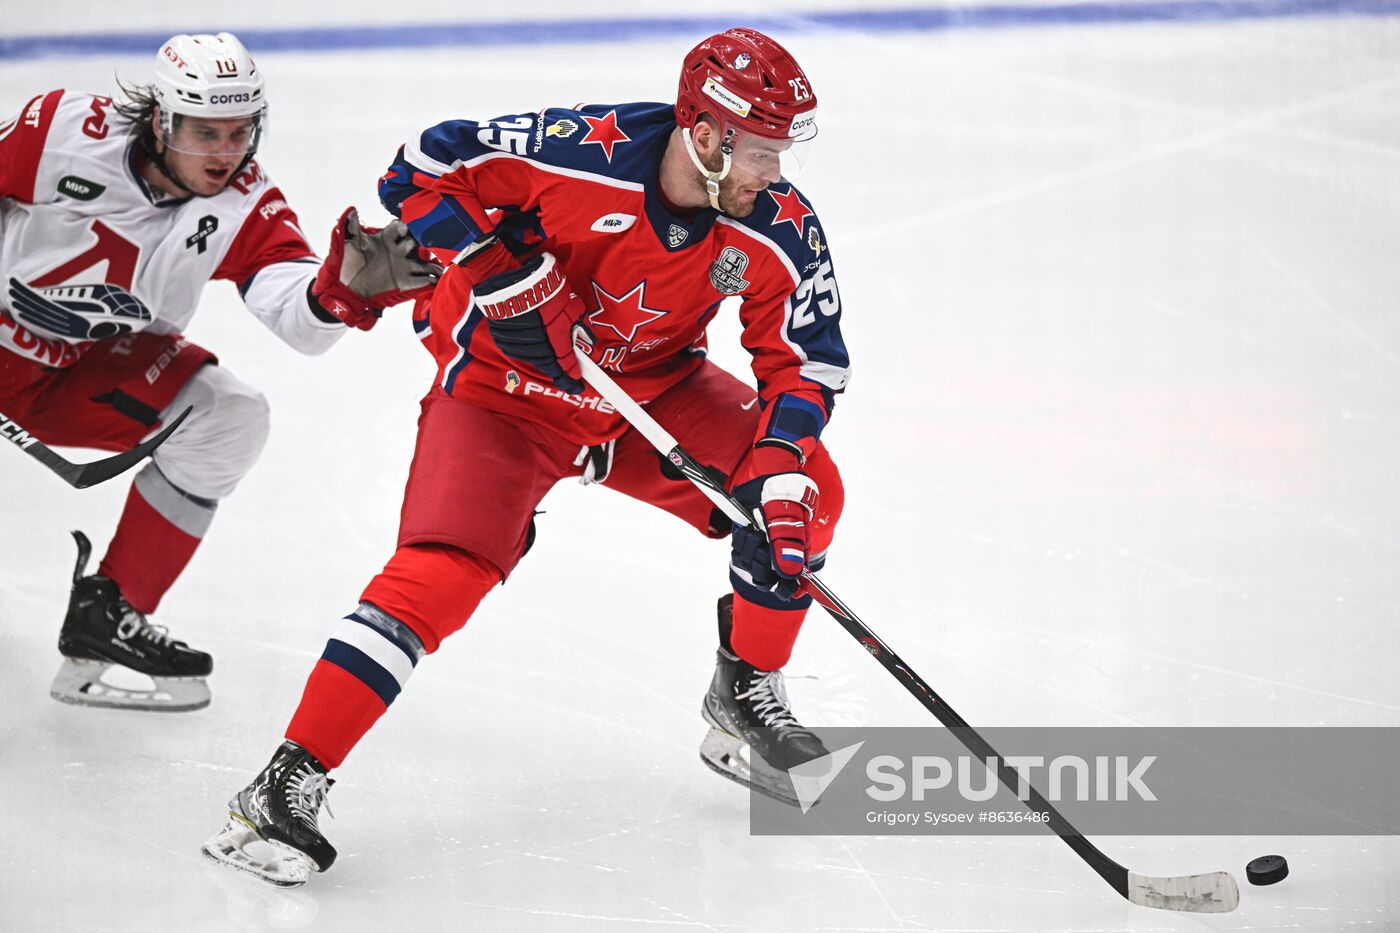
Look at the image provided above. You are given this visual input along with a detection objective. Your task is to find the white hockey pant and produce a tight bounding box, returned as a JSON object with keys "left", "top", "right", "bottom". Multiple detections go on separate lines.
{"left": 140, "top": 365, "right": 271, "bottom": 532}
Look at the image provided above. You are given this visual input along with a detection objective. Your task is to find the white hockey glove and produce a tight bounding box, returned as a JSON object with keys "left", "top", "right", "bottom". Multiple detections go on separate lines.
{"left": 730, "top": 471, "right": 820, "bottom": 599}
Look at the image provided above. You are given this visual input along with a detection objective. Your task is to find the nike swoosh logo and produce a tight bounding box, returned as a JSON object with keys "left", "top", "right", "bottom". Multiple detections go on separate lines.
{"left": 741, "top": 398, "right": 759, "bottom": 410}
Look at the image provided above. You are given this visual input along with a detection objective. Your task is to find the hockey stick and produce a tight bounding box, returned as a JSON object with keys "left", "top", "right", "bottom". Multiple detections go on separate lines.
{"left": 572, "top": 335, "right": 1238, "bottom": 913}
{"left": 0, "top": 406, "right": 192, "bottom": 489}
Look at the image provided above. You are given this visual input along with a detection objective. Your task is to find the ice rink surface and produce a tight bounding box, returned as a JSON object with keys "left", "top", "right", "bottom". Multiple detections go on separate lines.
{"left": 2, "top": 2, "right": 1399, "bottom": 930}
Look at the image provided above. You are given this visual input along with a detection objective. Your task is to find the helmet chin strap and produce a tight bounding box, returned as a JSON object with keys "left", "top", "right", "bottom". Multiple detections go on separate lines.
{"left": 682, "top": 126, "right": 732, "bottom": 212}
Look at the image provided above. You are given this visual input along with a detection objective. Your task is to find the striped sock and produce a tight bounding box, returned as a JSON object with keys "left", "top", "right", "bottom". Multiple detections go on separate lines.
{"left": 98, "top": 465, "right": 215, "bottom": 614}
{"left": 285, "top": 602, "right": 425, "bottom": 769}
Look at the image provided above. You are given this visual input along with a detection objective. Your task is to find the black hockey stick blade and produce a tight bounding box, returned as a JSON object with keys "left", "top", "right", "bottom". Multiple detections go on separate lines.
{"left": 0, "top": 405, "right": 193, "bottom": 489}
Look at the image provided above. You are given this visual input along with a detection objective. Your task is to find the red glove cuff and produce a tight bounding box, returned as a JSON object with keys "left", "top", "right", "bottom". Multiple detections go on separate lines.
{"left": 312, "top": 206, "right": 377, "bottom": 329}
{"left": 749, "top": 443, "right": 803, "bottom": 478}
{"left": 454, "top": 236, "right": 519, "bottom": 288}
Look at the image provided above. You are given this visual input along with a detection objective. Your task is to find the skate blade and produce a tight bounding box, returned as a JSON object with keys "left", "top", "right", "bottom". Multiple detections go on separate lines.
{"left": 201, "top": 817, "right": 316, "bottom": 887}
{"left": 699, "top": 724, "right": 802, "bottom": 808}
{"left": 50, "top": 658, "right": 210, "bottom": 712}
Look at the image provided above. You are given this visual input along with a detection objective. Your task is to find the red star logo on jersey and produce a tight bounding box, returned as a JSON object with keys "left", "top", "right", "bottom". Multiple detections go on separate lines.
{"left": 589, "top": 280, "right": 667, "bottom": 343}
{"left": 768, "top": 187, "right": 814, "bottom": 236}
{"left": 579, "top": 110, "right": 631, "bottom": 162}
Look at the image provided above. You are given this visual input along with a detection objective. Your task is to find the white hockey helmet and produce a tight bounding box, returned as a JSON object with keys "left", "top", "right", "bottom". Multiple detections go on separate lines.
{"left": 151, "top": 32, "right": 266, "bottom": 158}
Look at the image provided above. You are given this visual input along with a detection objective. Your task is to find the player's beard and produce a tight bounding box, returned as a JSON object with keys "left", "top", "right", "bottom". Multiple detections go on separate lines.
{"left": 717, "top": 176, "right": 761, "bottom": 218}
{"left": 696, "top": 145, "right": 764, "bottom": 218}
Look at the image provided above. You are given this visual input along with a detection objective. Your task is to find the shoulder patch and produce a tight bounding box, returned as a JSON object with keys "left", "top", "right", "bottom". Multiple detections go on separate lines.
{"left": 767, "top": 187, "right": 814, "bottom": 236}
{"left": 578, "top": 109, "right": 632, "bottom": 162}
{"left": 542, "top": 117, "right": 578, "bottom": 142}
{"left": 709, "top": 246, "right": 751, "bottom": 295}
{"left": 57, "top": 174, "right": 105, "bottom": 201}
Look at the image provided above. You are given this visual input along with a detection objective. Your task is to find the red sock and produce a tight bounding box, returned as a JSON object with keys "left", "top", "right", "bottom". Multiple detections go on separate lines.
{"left": 284, "top": 545, "right": 500, "bottom": 769}
{"left": 731, "top": 593, "right": 808, "bottom": 671}
{"left": 285, "top": 661, "right": 388, "bottom": 770}
{"left": 98, "top": 482, "right": 202, "bottom": 614}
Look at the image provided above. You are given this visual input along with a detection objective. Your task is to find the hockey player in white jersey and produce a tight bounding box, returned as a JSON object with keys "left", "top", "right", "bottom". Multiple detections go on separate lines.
{"left": 0, "top": 32, "right": 439, "bottom": 711}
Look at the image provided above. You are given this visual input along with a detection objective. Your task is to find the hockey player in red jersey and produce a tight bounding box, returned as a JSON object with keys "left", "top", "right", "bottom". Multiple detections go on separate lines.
{"left": 203, "top": 28, "right": 851, "bottom": 885}
{"left": 0, "top": 32, "right": 438, "bottom": 712}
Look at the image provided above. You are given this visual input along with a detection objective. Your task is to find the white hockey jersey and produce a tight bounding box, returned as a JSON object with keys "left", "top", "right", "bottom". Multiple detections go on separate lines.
{"left": 0, "top": 89, "right": 344, "bottom": 368}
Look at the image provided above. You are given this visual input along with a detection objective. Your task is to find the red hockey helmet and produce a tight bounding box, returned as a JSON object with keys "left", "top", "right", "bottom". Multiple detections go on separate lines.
{"left": 675, "top": 29, "right": 818, "bottom": 209}
{"left": 675, "top": 28, "right": 818, "bottom": 142}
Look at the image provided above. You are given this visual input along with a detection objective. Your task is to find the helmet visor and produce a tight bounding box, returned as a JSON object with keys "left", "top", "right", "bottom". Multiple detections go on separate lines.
{"left": 724, "top": 112, "right": 817, "bottom": 183}
{"left": 163, "top": 111, "right": 265, "bottom": 158}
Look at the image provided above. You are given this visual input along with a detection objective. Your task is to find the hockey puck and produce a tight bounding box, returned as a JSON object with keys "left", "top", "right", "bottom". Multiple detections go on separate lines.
{"left": 1246, "top": 855, "right": 1289, "bottom": 885}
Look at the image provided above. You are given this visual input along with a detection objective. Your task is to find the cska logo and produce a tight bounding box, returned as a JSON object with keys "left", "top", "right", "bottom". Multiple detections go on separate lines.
{"left": 588, "top": 280, "right": 667, "bottom": 342}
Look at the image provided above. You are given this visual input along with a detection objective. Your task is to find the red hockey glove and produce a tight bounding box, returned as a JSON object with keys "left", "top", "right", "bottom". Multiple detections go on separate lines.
{"left": 730, "top": 472, "right": 820, "bottom": 599}
{"left": 472, "top": 251, "right": 587, "bottom": 395}
{"left": 312, "top": 206, "right": 441, "bottom": 330}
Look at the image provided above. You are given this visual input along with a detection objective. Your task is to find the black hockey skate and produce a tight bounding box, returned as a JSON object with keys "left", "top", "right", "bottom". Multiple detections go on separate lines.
{"left": 202, "top": 741, "right": 337, "bottom": 887}
{"left": 700, "top": 594, "right": 830, "bottom": 807}
{"left": 50, "top": 530, "right": 212, "bottom": 711}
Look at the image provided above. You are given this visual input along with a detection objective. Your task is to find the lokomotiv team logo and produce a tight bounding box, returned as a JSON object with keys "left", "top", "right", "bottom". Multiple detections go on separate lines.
{"left": 708, "top": 247, "right": 750, "bottom": 295}
{"left": 8, "top": 278, "right": 152, "bottom": 341}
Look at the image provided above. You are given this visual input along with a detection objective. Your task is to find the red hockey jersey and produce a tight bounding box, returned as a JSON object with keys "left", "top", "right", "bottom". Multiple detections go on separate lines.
{"left": 380, "top": 102, "right": 850, "bottom": 458}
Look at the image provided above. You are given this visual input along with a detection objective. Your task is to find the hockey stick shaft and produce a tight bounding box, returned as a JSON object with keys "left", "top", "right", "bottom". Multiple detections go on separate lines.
{"left": 0, "top": 405, "right": 192, "bottom": 489}
{"left": 572, "top": 341, "right": 1235, "bottom": 911}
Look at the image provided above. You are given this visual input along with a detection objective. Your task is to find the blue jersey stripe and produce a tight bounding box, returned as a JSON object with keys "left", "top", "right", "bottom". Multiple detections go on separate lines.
{"left": 322, "top": 640, "right": 402, "bottom": 707}
{"left": 443, "top": 312, "right": 486, "bottom": 396}
{"left": 767, "top": 393, "right": 829, "bottom": 444}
